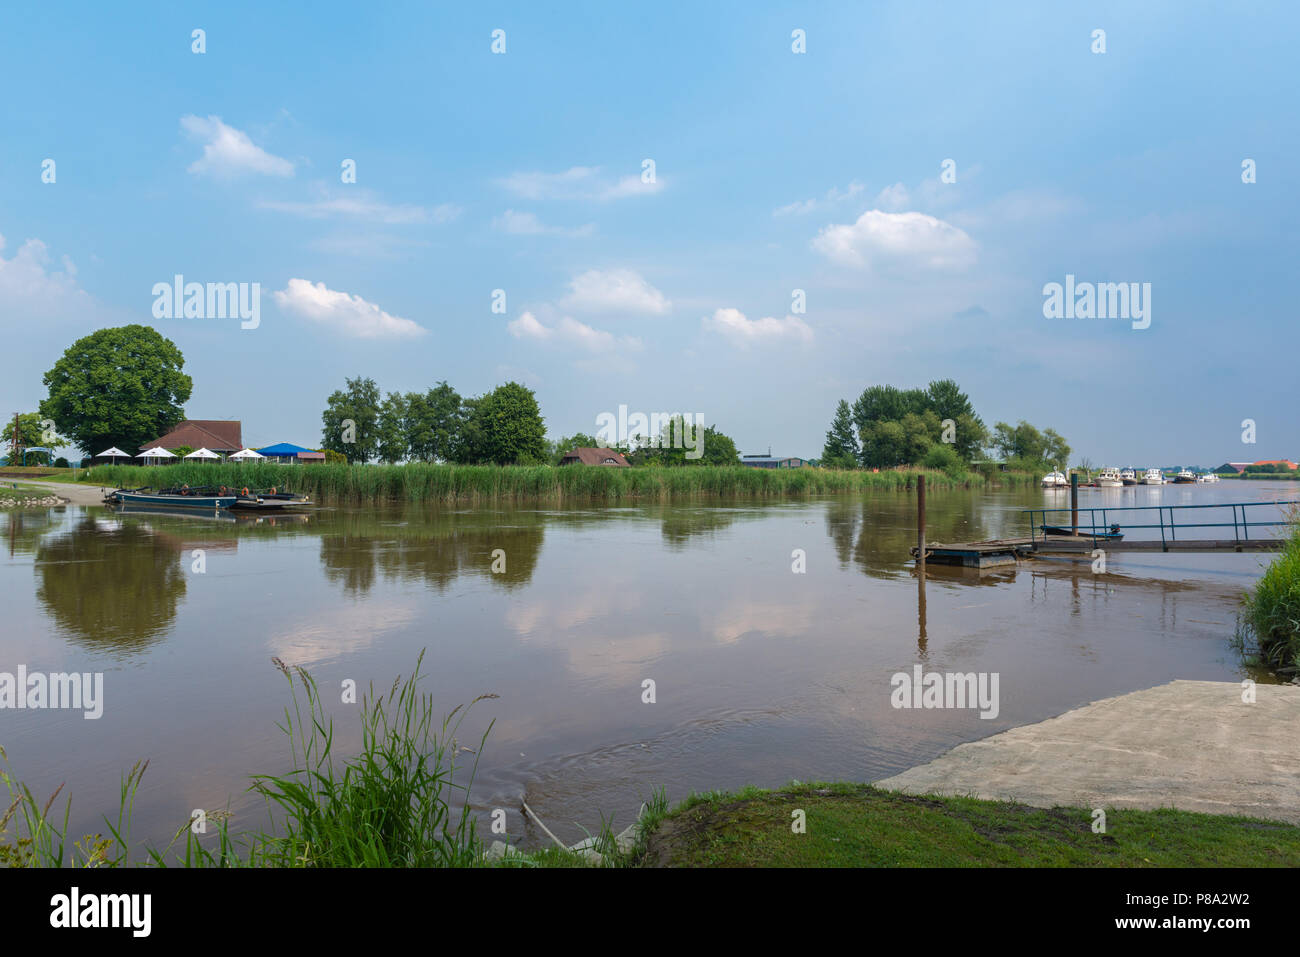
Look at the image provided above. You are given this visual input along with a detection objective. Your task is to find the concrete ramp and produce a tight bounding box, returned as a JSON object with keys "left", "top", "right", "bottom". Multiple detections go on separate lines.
{"left": 876, "top": 680, "right": 1300, "bottom": 824}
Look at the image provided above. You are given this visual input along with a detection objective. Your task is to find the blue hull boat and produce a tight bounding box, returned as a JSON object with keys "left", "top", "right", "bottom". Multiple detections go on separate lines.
{"left": 106, "top": 489, "right": 238, "bottom": 509}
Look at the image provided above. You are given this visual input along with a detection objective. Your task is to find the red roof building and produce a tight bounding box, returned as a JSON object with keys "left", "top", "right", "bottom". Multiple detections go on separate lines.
{"left": 559, "top": 447, "right": 630, "bottom": 467}
{"left": 140, "top": 420, "right": 243, "bottom": 454}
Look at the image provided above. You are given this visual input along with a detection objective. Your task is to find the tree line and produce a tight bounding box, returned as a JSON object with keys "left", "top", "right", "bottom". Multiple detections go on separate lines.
{"left": 821, "top": 379, "right": 1070, "bottom": 471}
{"left": 321, "top": 377, "right": 549, "bottom": 465}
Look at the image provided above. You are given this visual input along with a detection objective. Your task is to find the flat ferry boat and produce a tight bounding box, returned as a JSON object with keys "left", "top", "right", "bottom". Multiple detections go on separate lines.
{"left": 104, "top": 486, "right": 238, "bottom": 509}
{"left": 1141, "top": 468, "right": 1165, "bottom": 485}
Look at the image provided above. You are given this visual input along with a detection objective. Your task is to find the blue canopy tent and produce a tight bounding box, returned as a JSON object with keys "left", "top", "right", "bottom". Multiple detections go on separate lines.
{"left": 256, "top": 443, "right": 327, "bottom": 465}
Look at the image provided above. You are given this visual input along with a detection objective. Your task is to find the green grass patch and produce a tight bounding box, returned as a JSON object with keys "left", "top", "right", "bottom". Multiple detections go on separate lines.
{"left": 81, "top": 462, "right": 1038, "bottom": 504}
{"left": 635, "top": 782, "right": 1300, "bottom": 867}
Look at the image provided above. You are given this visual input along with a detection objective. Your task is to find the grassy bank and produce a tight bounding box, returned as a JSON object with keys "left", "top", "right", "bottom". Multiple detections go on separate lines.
{"left": 1243, "top": 514, "right": 1300, "bottom": 672}
{"left": 80, "top": 461, "right": 1037, "bottom": 504}
{"left": 633, "top": 782, "right": 1300, "bottom": 867}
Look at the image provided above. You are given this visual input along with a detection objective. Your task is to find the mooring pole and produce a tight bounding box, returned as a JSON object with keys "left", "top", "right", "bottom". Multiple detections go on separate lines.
{"left": 1070, "top": 471, "right": 1079, "bottom": 534}
{"left": 917, "top": 474, "right": 926, "bottom": 572}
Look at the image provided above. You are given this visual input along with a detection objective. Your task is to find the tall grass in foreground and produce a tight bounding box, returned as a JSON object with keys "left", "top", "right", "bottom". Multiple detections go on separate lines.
{"left": 0, "top": 654, "right": 495, "bottom": 867}
{"left": 1243, "top": 512, "right": 1300, "bottom": 672}
{"left": 84, "top": 462, "right": 1037, "bottom": 505}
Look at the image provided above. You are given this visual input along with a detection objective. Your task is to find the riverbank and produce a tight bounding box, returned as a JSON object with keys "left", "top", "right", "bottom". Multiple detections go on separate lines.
{"left": 0, "top": 483, "right": 70, "bottom": 508}
{"left": 7, "top": 479, "right": 101, "bottom": 506}
{"left": 876, "top": 680, "right": 1300, "bottom": 823}
{"left": 78, "top": 462, "right": 1038, "bottom": 504}
{"left": 631, "top": 782, "right": 1300, "bottom": 867}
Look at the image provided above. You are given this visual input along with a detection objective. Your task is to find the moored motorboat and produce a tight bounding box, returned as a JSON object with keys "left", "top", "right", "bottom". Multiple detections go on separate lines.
{"left": 1097, "top": 467, "right": 1124, "bottom": 487}
{"left": 1120, "top": 468, "right": 1138, "bottom": 486}
{"left": 1173, "top": 469, "right": 1196, "bottom": 484}
{"left": 1141, "top": 468, "right": 1165, "bottom": 485}
{"left": 1040, "top": 470, "right": 1068, "bottom": 488}
{"left": 1197, "top": 472, "right": 1220, "bottom": 483}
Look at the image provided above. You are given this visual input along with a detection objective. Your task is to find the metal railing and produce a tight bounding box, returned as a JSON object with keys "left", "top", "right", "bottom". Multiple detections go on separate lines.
{"left": 1023, "top": 500, "right": 1299, "bottom": 547}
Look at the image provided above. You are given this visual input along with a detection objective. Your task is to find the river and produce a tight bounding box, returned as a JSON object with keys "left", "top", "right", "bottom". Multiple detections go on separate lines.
{"left": 0, "top": 479, "right": 1294, "bottom": 852}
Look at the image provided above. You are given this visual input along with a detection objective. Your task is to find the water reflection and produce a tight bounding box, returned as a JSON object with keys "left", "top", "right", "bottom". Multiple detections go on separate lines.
{"left": 319, "top": 508, "right": 545, "bottom": 594}
{"left": 36, "top": 514, "right": 187, "bottom": 654}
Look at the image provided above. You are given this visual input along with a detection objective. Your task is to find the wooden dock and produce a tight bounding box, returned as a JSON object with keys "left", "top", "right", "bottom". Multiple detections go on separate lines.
{"left": 909, "top": 482, "right": 1294, "bottom": 568}
{"left": 911, "top": 534, "right": 1283, "bottom": 567}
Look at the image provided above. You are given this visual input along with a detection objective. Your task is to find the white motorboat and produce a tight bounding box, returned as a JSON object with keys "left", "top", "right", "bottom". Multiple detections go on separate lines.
{"left": 1197, "top": 472, "right": 1220, "bottom": 484}
{"left": 1120, "top": 468, "right": 1138, "bottom": 486}
{"left": 1040, "top": 470, "right": 1068, "bottom": 488}
{"left": 1141, "top": 468, "right": 1165, "bottom": 485}
{"left": 1097, "top": 467, "right": 1124, "bottom": 487}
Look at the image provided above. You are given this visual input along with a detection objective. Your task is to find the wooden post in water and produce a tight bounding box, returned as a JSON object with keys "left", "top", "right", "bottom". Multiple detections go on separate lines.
{"left": 917, "top": 474, "right": 926, "bottom": 572}
{"left": 1070, "top": 471, "right": 1079, "bottom": 534}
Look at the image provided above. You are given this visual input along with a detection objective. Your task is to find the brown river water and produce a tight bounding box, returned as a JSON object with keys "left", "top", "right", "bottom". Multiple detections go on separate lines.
{"left": 0, "top": 480, "right": 1294, "bottom": 852}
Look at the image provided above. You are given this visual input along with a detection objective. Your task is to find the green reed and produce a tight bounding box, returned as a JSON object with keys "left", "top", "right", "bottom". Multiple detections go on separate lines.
{"left": 1244, "top": 513, "right": 1300, "bottom": 672}
{"left": 85, "top": 462, "right": 1026, "bottom": 504}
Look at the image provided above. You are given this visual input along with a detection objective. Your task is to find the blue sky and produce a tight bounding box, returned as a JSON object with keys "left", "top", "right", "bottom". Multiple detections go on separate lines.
{"left": 1, "top": 1, "right": 1295, "bottom": 465}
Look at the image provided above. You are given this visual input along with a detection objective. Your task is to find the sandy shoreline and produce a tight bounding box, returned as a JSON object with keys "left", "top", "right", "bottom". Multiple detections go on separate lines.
{"left": 10, "top": 479, "right": 111, "bottom": 506}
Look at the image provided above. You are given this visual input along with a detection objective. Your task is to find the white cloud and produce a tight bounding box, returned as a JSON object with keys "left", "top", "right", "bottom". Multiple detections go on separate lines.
{"left": 260, "top": 189, "right": 459, "bottom": 224}
{"left": 498, "top": 166, "right": 663, "bottom": 201}
{"left": 702, "top": 307, "right": 813, "bottom": 347}
{"left": 0, "top": 235, "right": 92, "bottom": 314}
{"left": 273, "top": 279, "right": 426, "bottom": 339}
{"left": 494, "top": 209, "right": 595, "bottom": 237}
{"left": 507, "top": 310, "right": 641, "bottom": 353}
{"left": 560, "top": 268, "right": 670, "bottom": 315}
{"left": 774, "top": 180, "right": 864, "bottom": 216}
{"left": 598, "top": 174, "right": 663, "bottom": 200}
{"left": 181, "top": 115, "right": 294, "bottom": 178}
{"left": 813, "top": 210, "right": 976, "bottom": 269}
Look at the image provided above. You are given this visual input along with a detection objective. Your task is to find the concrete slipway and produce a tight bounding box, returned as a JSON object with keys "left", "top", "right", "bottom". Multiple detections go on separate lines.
{"left": 876, "top": 680, "right": 1300, "bottom": 824}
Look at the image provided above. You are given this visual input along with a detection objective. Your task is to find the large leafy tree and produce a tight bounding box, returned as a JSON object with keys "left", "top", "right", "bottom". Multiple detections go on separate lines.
{"left": 821, "top": 400, "right": 860, "bottom": 469}
{"left": 992, "top": 419, "right": 1068, "bottom": 466}
{"left": 375, "top": 392, "right": 410, "bottom": 464}
{"left": 405, "top": 382, "right": 463, "bottom": 462}
{"left": 321, "top": 376, "right": 381, "bottom": 463}
{"left": 40, "top": 325, "right": 192, "bottom": 456}
{"left": 696, "top": 425, "right": 739, "bottom": 465}
{"left": 450, "top": 382, "right": 546, "bottom": 465}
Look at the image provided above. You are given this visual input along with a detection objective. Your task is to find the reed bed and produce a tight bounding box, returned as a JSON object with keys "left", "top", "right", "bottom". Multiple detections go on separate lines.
{"left": 1244, "top": 513, "right": 1300, "bottom": 672}
{"left": 83, "top": 462, "right": 1035, "bottom": 505}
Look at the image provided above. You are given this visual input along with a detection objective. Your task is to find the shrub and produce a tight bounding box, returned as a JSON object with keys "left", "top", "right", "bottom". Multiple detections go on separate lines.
{"left": 1245, "top": 516, "right": 1300, "bottom": 672}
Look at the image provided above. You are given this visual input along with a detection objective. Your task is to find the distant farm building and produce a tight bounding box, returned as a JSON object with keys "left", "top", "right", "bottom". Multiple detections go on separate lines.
{"left": 740, "top": 453, "right": 805, "bottom": 469}
{"left": 559, "top": 447, "right": 630, "bottom": 467}
{"left": 139, "top": 420, "right": 242, "bottom": 455}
